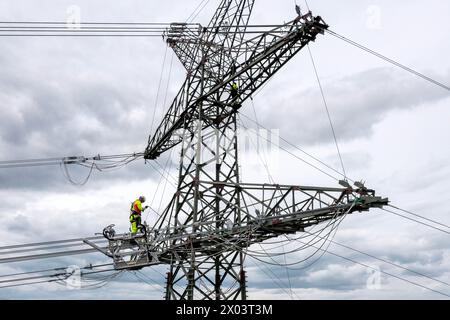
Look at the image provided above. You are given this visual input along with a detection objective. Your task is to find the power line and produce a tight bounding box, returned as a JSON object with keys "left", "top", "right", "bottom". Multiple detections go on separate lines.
{"left": 0, "top": 28, "right": 170, "bottom": 32}
{"left": 248, "top": 220, "right": 450, "bottom": 298}
{"left": 0, "top": 152, "right": 143, "bottom": 169}
{"left": 0, "top": 19, "right": 302, "bottom": 38}
{"left": 243, "top": 103, "right": 303, "bottom": 299}
{"left": 389, "top": 204, "right": 450, "bottom": 229}
{"left": 0, "top": 278, "right": 60, "bottom": 289}
{"left": 248, "top": 258, "right": 301, "bottom": 300}
{"left": 0, "top": 152, "right": 144, "bottom": 186}
{"left": 147, "top": 160, "right": 178, "bottom": 189}
{"left": 0, "top": 236, "right": 104, "bottom": 251}
{"left": 0, "top": 24, "right": 289, "bottom": 37}
{"left": 144, "top": 50, "right": 177, "bottom": 221}
{"left": 231, "top": 197, "right": 450, "bottom": 294}
{"left": 0, "top": 264, "right": 113, "bottom": 284}
{"left": 0, "top": 267, "right": 118, "bottom": 289}
{"left": 0, "top": 240, "right": 107, "bottom": 256}
{"left": 0, "top": 22, "right": 285, "bottom": 27}
{"left": 325, "top": 29, "right": 450, "bottom": 92}
{"left": 238, "top": 115, "right": 340, "bottom": 182}
{"left": 0, "top": 263, "right": 115, "bottom": 285}
{"left": 60, "top": 161, "right": 95, "bottom": 186}
{"left": 303, "top": 230, "right": 450, "bottom": 288}
{"left": 307, "top": 44, "right": 347, "bottom": 180}
{"left": 0, "top": 248, "right": 105, "bottom": 264}
{"left": 243, "top": 236, "right": 450, "bottom": 298}
{"left": 0, "top": 21, "right": 286, "bottom": 28}
{"left": 381, "top": 208, "right": 450, "bottom": 235}
{"left": 239, "top": 112, "right": 350, "bottom": 181}
{"left": 2, "top": 20, "right": 447, "bottom": 93}
{"left": 245, "top": 206, "right": 351, "bottom": 266}
{"left": 0, "top": 263, "right": 112, "bottom": 279}
{"left": 0, "top": 34, "right": 165, "bottom": 37}
{"left": 0, "top": 21, "right": 177, "bottom": 25}
{"left": 132, "top": 270, "right": 164, "bottom": 289}
{"left": 187, "top": 0, "right": 211, "bottom": 23}
{"left": 301, "top": 240, "right": 450, "bottom": 298}
{"left": 149, "top": 46, "right": 169, "bottom": 138}
{"left": 0, "top": 236, "right": 116, "bottom": 265}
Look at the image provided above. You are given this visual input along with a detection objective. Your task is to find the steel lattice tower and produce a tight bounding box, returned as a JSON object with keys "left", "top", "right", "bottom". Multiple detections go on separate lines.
{"left": 91, "top": 0, "right": 388, "bottom": 300}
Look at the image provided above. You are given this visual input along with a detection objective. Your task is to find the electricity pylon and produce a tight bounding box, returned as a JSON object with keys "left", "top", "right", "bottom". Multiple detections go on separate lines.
{"left": 89, "top": 0, "right": 388, "bottom": 300}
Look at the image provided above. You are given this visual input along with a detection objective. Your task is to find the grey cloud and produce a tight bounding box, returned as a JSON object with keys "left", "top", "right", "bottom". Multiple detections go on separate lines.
{"left": 247, "top": 256, "right": 369, "bottom": 292}
{"left": 244, "top": 218, "right": 450, "bottom": 296}
{"left": 250, "top": 67, "right": 450, "bottom": 147}
{"left": 0, "top": 37, "right": 183, "bottom": 191}
{"left": 7, "top": 214, "right": 33, "bottom": 233}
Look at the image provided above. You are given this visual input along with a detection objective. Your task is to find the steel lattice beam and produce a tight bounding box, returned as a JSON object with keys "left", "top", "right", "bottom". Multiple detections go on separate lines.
{"left": 144, "top": 5, "right": 328, "bottom": 160}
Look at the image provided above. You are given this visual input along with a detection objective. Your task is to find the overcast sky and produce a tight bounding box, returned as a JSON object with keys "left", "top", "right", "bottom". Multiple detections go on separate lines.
{"left": 0, "top": 0, "right": 449, "bottom": 300}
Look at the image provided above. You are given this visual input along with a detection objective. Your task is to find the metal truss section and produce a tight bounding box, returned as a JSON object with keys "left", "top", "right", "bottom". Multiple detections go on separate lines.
{"left": 93, "top": 179, "right": 387, "bottom": 289}
{"left": 147, "top": 181, "right": 388, "bottom": 259}
{"left": 145, "top": 8, "right": 328, "bottom": 160}
{"left": 164, "top": 0, "right": 254, "bottom": 73}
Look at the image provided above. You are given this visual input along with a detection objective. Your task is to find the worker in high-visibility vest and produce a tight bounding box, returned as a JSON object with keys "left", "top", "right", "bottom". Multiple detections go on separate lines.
{"left": 230, "top": 82, "right": 239, "bottom": 99}
{"left": 130, "top": 196, "right": 149, "bottom": 234}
